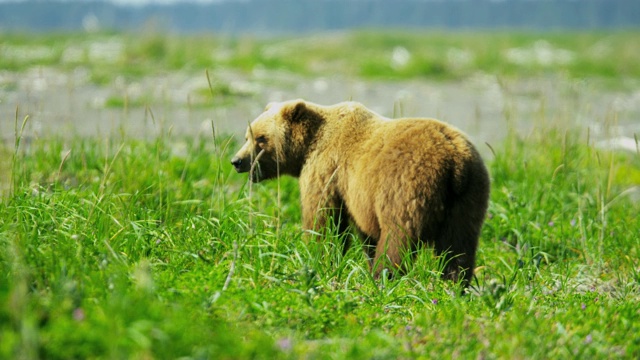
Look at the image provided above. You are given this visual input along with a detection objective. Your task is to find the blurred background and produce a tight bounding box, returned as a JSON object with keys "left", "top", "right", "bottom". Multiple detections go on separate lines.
{"left": 1, "top": 0, "right": 639, "bottom": 151}
{"left": 1, "top": 0, "right": 639, "bottom": 33}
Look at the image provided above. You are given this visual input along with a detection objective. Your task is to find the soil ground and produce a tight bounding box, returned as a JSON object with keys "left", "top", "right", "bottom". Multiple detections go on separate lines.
{"left": 2, "top": 67, "right": 639, "bottom": 155}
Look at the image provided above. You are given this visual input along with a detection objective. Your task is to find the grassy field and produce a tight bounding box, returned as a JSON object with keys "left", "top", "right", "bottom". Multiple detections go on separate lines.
{"left": 1, "top": 31, "right": 640, "bottom": 358}
{"left": 2, "top": 31, "right": 640, "bottom": 86}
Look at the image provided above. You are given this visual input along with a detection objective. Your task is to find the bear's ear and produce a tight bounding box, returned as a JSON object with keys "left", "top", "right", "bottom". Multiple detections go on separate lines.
{"left": 264, "top": 102, "right": 276, "bottom": 112}
{"left": 282, "top": 100, "right": 307, "bottom": 123}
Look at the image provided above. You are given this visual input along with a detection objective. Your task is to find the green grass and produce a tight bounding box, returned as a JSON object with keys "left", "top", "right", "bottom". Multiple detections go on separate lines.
{"left": 1, "top": 31, "right": 640, "bottom": 85}
{"left": 1, "top": 30, "right": 639, "bottom": 358}
{"left": 1, "top": 111, "right": 639, "bottom": 358}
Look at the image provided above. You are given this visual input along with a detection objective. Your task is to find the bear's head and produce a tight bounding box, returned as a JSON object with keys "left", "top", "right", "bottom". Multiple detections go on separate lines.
{"left": 231, "top": 99, "right": 322, "bottom": 182}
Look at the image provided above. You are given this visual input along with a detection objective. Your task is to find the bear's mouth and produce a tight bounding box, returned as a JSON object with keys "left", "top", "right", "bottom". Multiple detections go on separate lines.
{"left": 250, "top": 170, "right": 262, "bottom": 182}
{"left": 247, "top": 150, "right": 267, "bottom": 182}
{"left": 250, "top": 165, "right": 276, "bottom": 183}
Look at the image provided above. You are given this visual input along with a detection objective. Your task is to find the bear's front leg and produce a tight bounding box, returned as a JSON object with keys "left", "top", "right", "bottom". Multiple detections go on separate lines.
{"left": 300, "top": 189, "right": 349, "bottom": 237}
{"left": 299, "top": 169, "right": 350, "bottom": 252}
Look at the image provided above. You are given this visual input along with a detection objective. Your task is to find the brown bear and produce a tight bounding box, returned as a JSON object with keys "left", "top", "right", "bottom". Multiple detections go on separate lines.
{"left": 231, "top": 99, "right": 490, "bottom": 287}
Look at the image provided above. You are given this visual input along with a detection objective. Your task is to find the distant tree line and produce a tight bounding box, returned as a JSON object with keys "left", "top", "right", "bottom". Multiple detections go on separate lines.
{"left": 1, "top": 0, "right": 638, "bottom": 33}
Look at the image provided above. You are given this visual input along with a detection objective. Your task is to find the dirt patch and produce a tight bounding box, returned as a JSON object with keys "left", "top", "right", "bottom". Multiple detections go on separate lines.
{"left": 1, "top": 67, "right": 639, "bottom": 156}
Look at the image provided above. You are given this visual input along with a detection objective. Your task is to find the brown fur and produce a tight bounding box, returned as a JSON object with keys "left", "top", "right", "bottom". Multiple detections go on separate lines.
{"left": 231, "top": 99, "right": 490, "bottom": 287}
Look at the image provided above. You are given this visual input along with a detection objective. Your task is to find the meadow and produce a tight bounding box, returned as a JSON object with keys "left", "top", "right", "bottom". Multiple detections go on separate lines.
{"left": 1, "top": 31, "right": 640, "bottom": 359}
{"left": 2, "top": 31, "right": 640, "bottom": 84}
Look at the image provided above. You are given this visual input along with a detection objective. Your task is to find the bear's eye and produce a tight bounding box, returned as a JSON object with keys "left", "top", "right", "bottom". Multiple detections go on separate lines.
{"left": 255, "top": 135, "right": 267, "bottom": 144}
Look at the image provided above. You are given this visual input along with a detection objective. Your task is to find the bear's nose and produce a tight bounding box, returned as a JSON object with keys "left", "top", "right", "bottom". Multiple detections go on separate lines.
{"left": 231, "top": 156, "right": 243, "bottom": 172}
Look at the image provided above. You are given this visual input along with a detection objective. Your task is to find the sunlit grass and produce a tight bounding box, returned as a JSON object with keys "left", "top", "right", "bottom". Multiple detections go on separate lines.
{"left": 1, "top": 105, "right": 639, "bottom": 358}
{"left": 1, "top": 30, "right": 639, "bottom": 358}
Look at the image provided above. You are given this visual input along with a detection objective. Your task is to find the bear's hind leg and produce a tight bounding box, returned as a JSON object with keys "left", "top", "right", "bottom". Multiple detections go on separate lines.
{"left": 371, "top": 225, "right": 415, "bottom": 279}
{"left": 434, "top": 200, "right": 484, "bottom": 288}
{"left": 436, "top": 242, "right": 476, "bottom": 288}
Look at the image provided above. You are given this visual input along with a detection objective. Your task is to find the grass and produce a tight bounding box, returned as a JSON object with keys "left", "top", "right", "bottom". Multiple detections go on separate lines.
{"left": 1, "top": 106, "right": 639, "bottom": 358}
{"left": 1, "top": 30, "right": 639, "bottom": 358}
{"left": 1, "top": 31, "right": 640, "bottom": 86}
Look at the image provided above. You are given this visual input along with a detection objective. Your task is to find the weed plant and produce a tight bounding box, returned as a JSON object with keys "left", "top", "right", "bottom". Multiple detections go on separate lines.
{"left": 1, "top": 104, "right": 639, "bottom": 358}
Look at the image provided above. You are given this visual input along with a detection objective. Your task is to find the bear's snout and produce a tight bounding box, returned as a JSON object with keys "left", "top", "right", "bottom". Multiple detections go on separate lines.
{"left": 230, "top": 156, "right": 247, "bottom": 173}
